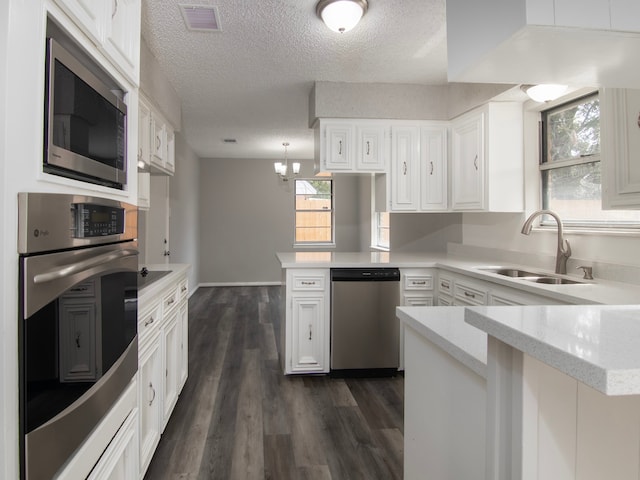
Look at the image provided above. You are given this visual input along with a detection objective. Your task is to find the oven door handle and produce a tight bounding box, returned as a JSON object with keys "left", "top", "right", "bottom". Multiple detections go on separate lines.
{"left": 33, "top": 248, "right": 139, "bottom": 284}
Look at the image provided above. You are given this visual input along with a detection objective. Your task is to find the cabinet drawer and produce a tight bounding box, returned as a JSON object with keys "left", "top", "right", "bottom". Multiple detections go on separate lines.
{"left": 403, "top": 294, "right": 434, "bottom": 306}
{"left": 163, "top": 286, "right": 180, "bottom": 312}
{"left": 453, "top": 281, "right": 487, "bottom": 305}
{"left": 178, "top": 277, "right": 188, "bottom": 299}
{"left": 291, "top": 274, "right": 326, "bottom": 291}
{"left": 438, "top": 275, "right": 453, "bottom": 295}
{"left": 139, "top": 302, "right": 161, "bottom": 341}
{"left": 404, "top": 275, "right": 433, "bottom": 291}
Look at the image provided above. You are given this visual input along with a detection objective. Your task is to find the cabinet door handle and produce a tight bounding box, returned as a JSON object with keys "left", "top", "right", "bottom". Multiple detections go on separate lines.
{"left": 112, "top": 0, "right": 118, "bottom": 18}
{"left": 430, "top": 161, "right": 434, "bottom": 175}
{"left": 156, "top": 136, "right": 161, "bottom": 150}
{"left": 473, "top": 154, "right": 478, "bottom": 171}
{"left": 181, "top": 286, "right": 187, "bottom": 293}
{"left": 338, "top": 140, "right": 342, "bottom": 156}
{"left": 167, "top": 298, "right": 175, "bottom": 305}
{"left": 148, "top": 382, "right": 156, "bottom": 406}
{"left": 366, "top": 141, "right": 370, "bottom": 155}
{"left": 403, "top": 161, "right": 407, "bottom": 175}
{"left": 75, "top": 333, "right": 81, "bottom": 349}
{"left": 308, "top": 324, "right": 312, "bottom": 341}
{"left": 464, "top": 291, "right": 476, "bottom": 298}
{"left": 144, "top": 316, "right": 155, "bottom": 327}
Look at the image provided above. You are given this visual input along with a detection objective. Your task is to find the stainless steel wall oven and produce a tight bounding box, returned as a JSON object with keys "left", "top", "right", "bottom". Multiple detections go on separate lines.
{"left": 18, "top": 192, "right": 138, "bottom": 480}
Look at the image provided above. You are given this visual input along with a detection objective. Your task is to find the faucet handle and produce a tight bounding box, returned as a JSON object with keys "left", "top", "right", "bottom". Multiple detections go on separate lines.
{"left": 576, "top": 265, "right": 594, "bottom": 280}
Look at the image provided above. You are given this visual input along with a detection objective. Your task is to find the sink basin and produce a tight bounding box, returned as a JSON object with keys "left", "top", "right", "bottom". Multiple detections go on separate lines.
{"left": 478, "top": 267, "right": 541, "bottom": 278}
{"left": 476, "top": 266, "right": 587, "bottom": 285}
{"left": 524, "top": 276, "right": 584, "bottom": 285}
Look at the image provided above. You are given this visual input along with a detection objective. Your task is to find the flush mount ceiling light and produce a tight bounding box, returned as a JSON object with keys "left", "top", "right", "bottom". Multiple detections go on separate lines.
{"left": 521, "top": 84, "right": 569, "bottom": 103}
{"left": 316, "top": 0, "right": 368, "bottom": 33}
{"left": 274, "top": 142, "right": 300, "bottom": 181}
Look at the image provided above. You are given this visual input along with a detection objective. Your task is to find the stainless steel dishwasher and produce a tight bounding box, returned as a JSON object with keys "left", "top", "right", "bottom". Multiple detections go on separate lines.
{"left": 330, "top": 268, "right": 401, "bottom": 375}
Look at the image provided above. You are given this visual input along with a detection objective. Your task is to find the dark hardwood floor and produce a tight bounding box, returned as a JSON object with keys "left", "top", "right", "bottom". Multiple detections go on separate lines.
{"left": 144, "top": 286, "right": 404, "bottom": 480}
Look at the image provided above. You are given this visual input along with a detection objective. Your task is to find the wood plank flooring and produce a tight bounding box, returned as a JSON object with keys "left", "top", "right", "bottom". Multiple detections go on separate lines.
{"left": 144, "top": 286, "right": 404, "bottom": 480}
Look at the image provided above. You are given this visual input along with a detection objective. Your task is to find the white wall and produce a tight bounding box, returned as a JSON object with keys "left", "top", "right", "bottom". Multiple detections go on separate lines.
{"left": 0, "top": 1, "right": 9, "bottom": 477}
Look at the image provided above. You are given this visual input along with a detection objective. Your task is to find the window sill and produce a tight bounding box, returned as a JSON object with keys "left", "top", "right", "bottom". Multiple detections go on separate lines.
{"left": 293, "top": 243, "right": 336, "bottom": 249}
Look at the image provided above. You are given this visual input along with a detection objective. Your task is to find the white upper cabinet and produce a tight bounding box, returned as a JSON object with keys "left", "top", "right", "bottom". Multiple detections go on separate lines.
{"left": 53, "top": 0, "right": 141, "bottom": 84}
{"left": 601, "top": 88, "right": 640, "bottom": 209}
{"left": 390, "top": 125, "right": 421, "bottom": 211}
{"left": 451, "top": 102, "right": 523, "bottom": 212}
{"left": 446, "top": 0, "right": 640, "bottom": 88}
{"left": 375, "top": 122, "right": 448, "bottom": 212}
{"left": 420, "top": 125, "right": 448, "bottom": 211}
{"left": 102, "top": 0, "right": 141, "bottom": 84}
{"left": 356, "top": 123, "right": 388, "bottom": 172}
{"left": 315, "top": 119, "right": 389, "bottom": 173}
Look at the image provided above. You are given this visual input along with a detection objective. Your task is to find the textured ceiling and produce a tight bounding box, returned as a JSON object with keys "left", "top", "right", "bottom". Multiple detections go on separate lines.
{"left": 141, "top": 0, "right": 448, "bottom": 160}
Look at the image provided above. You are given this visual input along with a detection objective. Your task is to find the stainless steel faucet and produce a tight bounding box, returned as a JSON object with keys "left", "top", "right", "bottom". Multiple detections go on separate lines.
{"left": 521, "top": 210, "right": 571, "bottom": 275}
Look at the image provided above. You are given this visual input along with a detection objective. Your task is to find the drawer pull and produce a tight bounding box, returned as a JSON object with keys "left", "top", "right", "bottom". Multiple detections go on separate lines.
{"left": 181, "top": 286, "right": 187, "bottom": 293}
{"left": 301, "top": 281, "right": 316, "bottom": 286}
{"left": 167, "top": 298, "right": 175, "bottom": 305}
{"left": 464, "top": 291, "right": 476, "bottom": 298}
{"left": 412, "top": 281, "right": 427, "bottom": 285}
{"left": 144, "top": 316, "right": 155, "bottom": 327}
{"left": 440, "top": 282, "right": 448, "bottom": 288}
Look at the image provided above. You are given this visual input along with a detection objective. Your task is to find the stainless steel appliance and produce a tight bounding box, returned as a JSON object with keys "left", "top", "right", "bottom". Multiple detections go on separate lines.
{"left": 330, "top": 268, "right": 401, "bottom": 374}
{"left": 44, "top": 38, "right": 127, "bottom": 189}
{"left": 18, "top": 192, "right": 138, "bottom": 480}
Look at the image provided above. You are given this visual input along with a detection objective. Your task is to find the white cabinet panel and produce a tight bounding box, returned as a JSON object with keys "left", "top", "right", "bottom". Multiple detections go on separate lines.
{"left": 420, "top": 126, "right": 448, "bottom": 211}
{"left": 102, "top": 0, "right": 141, "bottom": 83}
{"left": 54, "top": 0, "right": 105, "bottom": 44}
{"left": 451, "top": 112, "right": 484, "bottom": 210}
{"left": 138, "top": 333, "right": 162, "bottom": 475}
{"left": 390, "top": 125, "right": 420, "bottom": 211}
{"left": 88, "top": 408, "right": 139, "bottom": 480}
{"left": 356, "top": 124, "right": 388, "bottom": 171}
{"left": 601, "top": 88, "right": 640, "bottom": 209}
{"left": 325, "top": 123, "right": 353, "bottom": 170}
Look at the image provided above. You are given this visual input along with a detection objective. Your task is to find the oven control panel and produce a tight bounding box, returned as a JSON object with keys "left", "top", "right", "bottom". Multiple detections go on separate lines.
{"left": 72, "top": 203, "right": 125, "bottom": 237}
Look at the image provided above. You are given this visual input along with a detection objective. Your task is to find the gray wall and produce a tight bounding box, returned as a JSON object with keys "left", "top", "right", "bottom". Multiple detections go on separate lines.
{"left": 168, "top": 133, "right": 200, "bottom": 290}
{"left": 391, "top": 213, "right": 463, "bottom": 252}
{"left": 198, "top": 158, "right": 362, "bottom": 284}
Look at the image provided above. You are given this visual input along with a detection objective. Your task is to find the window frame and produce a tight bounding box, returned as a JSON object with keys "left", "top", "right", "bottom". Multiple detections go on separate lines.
{"left": 293, "top": 177, "right": 335, "bottom": 247}
{"left": 538, "top": 92, "right": 640, "bottom": 231}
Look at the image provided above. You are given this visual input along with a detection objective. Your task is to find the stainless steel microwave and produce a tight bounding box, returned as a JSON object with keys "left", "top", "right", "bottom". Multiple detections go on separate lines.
{"left": 44, "top": 38, "right": 127, "bottom": 190}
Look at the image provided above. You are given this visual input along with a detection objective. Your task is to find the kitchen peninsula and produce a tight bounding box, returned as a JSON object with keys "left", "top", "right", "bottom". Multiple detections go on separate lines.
{"left": 399, "top": 304, "right": 640, "bottom": 480}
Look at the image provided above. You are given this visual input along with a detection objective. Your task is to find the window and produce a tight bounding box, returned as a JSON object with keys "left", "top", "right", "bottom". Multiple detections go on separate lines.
{"left": 540, "top": 94, "right": 640, "bottom": 228}
{"left": 373, "top": 211, "right": 390, "bottom": 249}
{"left": 294, "top": 178, "right": 334, "bottom": 245}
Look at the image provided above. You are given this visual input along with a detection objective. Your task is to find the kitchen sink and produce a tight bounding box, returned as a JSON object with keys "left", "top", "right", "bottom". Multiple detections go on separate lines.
{"left": 524, "top": 276, "right": 583, "bottom": 285}
{"left": 478, "top": 267, "right": 541, "bottom": 277}
{"left": 476, "top": 266, "right": 587, "bottom": 285}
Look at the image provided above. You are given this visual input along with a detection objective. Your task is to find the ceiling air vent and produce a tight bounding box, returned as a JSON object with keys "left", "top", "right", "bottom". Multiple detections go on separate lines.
{"left": 179, "top": 4, "right": 221, "bottom": 32}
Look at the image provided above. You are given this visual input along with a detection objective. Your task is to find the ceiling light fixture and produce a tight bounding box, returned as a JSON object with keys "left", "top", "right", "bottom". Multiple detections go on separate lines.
{"left": 274, "top": 142, "right": 300, "bottom": 181}
{"left": 521, "top": 84, "right": 569, "bottom": 103}
{"left": 316, "top": 0, "right": 368, "bottom": 33}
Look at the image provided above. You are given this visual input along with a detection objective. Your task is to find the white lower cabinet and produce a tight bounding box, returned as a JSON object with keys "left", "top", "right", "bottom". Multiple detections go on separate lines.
{"left": 399, "top": 268, "right": 435, "bottom": 370}
{"left": 283, "top": 269, "right": 330, "bottom": 374}
{"left": 88, "top": 408, "right": 139, "bottom": 480}
{"left": 137, "top": 269, "right": 189, "bottom": 478}
{"left": 138, "top": 331, "right": 162, "bottom": 476}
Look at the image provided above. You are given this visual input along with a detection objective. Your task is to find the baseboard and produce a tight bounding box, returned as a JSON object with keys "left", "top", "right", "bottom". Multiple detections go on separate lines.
{"left": 196, "top": 281, "right": 283, "bottom": 288}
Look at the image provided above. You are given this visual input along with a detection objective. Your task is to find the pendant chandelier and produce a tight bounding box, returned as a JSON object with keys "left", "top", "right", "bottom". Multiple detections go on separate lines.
{"left": 274, "top": 142, "right": 300, "bottom": 181}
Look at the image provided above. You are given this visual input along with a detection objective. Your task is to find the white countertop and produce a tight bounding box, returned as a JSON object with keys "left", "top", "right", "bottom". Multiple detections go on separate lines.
{"left": 465, "top": 305, "right": 640, "bottom": 395}
{"left": 276, "top": 251, "right": 640, "bottom": 305}
{"left": 397, "top": 306, "right": 488, "bottom": 379}
{"left": 138, "top": 263, "right": 190, "bottom": 300}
